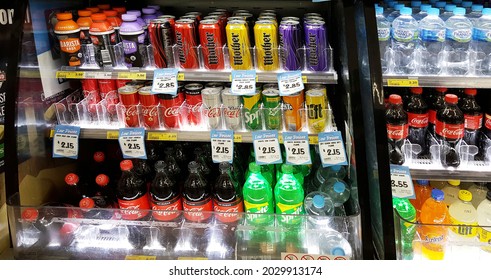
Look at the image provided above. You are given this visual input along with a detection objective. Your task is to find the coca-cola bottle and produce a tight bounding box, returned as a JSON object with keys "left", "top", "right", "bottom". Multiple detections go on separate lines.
{"left": 91, "top": 151, "right": 109, "bottom": 176}
{"left": 79, "top": 196, "right": 116, "bottom": 220}
{"left": 95, "top": 173, "right": 117, "bottom": 203}
{"left": 193, "top": 147, "right": 212, "bottom": 184}
{"left": 459, "top": 88, "right": 482, "bottom": 147}
{"left": 64, "top": 173, "right": 91, "bottom": 205}
{"left": 163, "top": 147, "right": 181, "bottom": 180}
{"left": 435, "top": 94, "right": 464, "bottom": 167}
{"left": 386, "top": 94, "right": 408, "bottom": 165}
{"left": 174, "top": 143, "right": 188, "bottom": 173}
{"left": 117, "top": 160, "right": 150, "bottom": 249}
{"left": 405, "top": 87, "right": 428, "bottom": 154}
{"left": 481, "top": 103, "right": 491, "bottom": 159}
{"left": 427, "top": 88, "right": 447, "bottom": 148}
{"left": 133, "top": 158, "right": 154, "bottom": 188}
{"left": 182, "top": 161, "right": 213, "bottom": 223}
{"left": 213, "top": 162, "right": 244, "bottom": 224}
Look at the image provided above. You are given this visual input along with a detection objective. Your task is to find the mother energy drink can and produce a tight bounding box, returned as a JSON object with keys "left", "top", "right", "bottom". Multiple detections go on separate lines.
{"left": 304, "top": 20, "right": 328, "bottom": 71}
{"left": 254, "top": 20, "right": 279, "bottom": 71}
{"left": 279, "top": 20, "right": 303, "bottom": 71}
{"left": 199, "top": 19, "right": 225, "bottom": 70}
{"left": 283, "top": 91, "right": 305, "bottom": 131}
{"left": 175, "top": 19, "right": 199, "bottom": 69}
{"left": 226, "top": 20, "right": 253, "bottom": 70}
{"left": 262, "top": 88, "right": 282, "bottom": 130}
{"left": 242, "top": 89, "right": 262, "bottom": 130}
{"left": 305, "top": 85, "right": 328, "bottom": 133}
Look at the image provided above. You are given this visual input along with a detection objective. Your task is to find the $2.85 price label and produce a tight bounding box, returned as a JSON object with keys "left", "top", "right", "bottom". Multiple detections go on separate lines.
{"left": 151, "top": 68, "right": 178, "bottom": 95}
{"left": 231, "top": 70, "right": 256, "bottom": 95}
{"left": 277, "top": 71, "right": 305, "bottom": 96}
{"left": 252, "top": 130, "right": 282, "bottom": 165}
{"left": 283, "top": 132, "right": 311, "bottom": 165}
{"left": 318, "top": 131, "right": 348, "bottom": 167}
{"left": 210, "top": 130, "right": 234, "bottom": 163}
{"left": 118, "top": 128, "right": 147, "bottom": 159}
{"left": 53, "top": 125, "right": 80, "bottom": 159}
{"left": 390, "top": 164, "right": 415, "bottom": 199}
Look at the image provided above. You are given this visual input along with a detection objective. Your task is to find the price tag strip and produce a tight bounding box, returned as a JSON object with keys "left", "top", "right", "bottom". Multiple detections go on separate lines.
{"left": 52, "top": 125, "right": 80, "bottom": 159}
{"left": 252, "top": 130, "right": 282, "bottom": 165}
{"left": 151, "top": 68, "right": 178, "bottom": 95}
{"left": 318, "top": 131, "right": 348, "bottom": 167}
{"left": 210, "top": 130, "right": 234, "bottom": 163}
{"left": 231, "top": 70, "right": 256, "bottom": 95}
{"left": 283, "top": 132, "right": 311, "bottom": 165}
{"left": 390, "top": 164, "right": 415, "bottom": 199}
{"left": 118, "top": 128, "right": 147, "bottom": 159}
{"left": 277, "top": 71, "right": 305, "bottom": 96}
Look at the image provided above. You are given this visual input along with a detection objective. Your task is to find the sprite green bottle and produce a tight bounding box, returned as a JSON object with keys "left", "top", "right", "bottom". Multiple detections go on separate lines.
{"left": 275, "top": 164, "right": 305, "bottom": 225}
{"left": 246, "top": 149, "right": 275, "bottom": 187}
{"left": 393, "top": 198, "right": 416, "bottom": 260}
{"left": 243, "top": 162, "right": 274, "bottom": 225}
{"left": 276, "top": 164, "right": 304, "bottom": 186}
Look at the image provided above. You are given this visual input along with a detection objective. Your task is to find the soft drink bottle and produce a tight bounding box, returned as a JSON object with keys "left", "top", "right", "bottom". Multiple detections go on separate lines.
{"left": 393, "top": 198, "right": 416, "bottom": 260}
{"left": 442, "top": 180, "right": 461, "bottom": 206}
{"left": 410, "top": 179, "right": 432, "bottom": 221}
{"left": 320, "top": 178, "right": 351, "bottom": 216}
{"left": 95, "top": 173, "right": 117, "bottom": 203}
{"left": 413, "top": 4, "right": 431, "bottom": 21}
{"left": 163, "top": 147, "right": 181, "bottom": 180}
{"left": 481, "top": 103, "right": 491, "bottom": 159}
{"left": 90, "top": 151, "right": 110, "bottom": 178}
{"left": 182, "top": 161, "right": 213, "bottom": 223}
{"left": 471, "top": 8, "right": 491, "bottom": 76}
{"left": 466, "top": 4, "right": 484, "bottom": 25}
{"left": 79, "top": 196, "right": 116, "bottom": 220}
{"left": 448, "top": 190, "right": 478, "bottom": 239}
{"left": 419, "top": 189, "right": 449, "bottom": 260}
{"left": 391, "top": 7, "right": 418, "bottom": 74}
{"left": 304, "top": 191, "right": 334, "bottom": 229}
{"left": 444, "top": 8, "right": 472, "bottom": 75}
{"left": 132, "top": 159, "right": 153, "bottom": 187}
{"left": 376, "top": 6, "right": 390, "bottom": 74}
{"left": 405, "top": 87, "right": 429, "bottom": 153}
{"left": 435, "top": 94, "right": 465, "bottom": 167}
{"left": 440, "top": 4, "right": 456, "bottom": 22}
{"left": 427, "top": 88, "right": 447, "bottom": 147}
{"left": 386, "top": 94, "right": 408, "bottom": 165}
{"left": 174, "top": 143, "right": 189, "bottom": 171}
{"left": 468, "top": 182, "right": 489, "bottom": 208}
{"left": 418, "top": 8, "right": 445, "bottom": 75}
{"left": 275, "top": 164, "right": 304, "bottom": 186}
{"left": 193, "top": 147, "right": 212, "bottom": 185}
{"left": 213, "top": 162, "right": 244, "bottom": 224}
{"left": 459, "top": 89, "right": 482, "bottom": 147}
{"left": 64, "top": 173, "right": 91, "bottom": 205}
{"left": 477, "top": 191, "right": 491, "bottom": 252}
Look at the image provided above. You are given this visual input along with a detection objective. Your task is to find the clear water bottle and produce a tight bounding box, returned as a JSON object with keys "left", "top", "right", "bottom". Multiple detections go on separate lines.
{"left": 411, "top": 1, "right": 422, "bottom": 14}
{"left": 413, "top": 4, "right": 431, "bottom": 21}
{"left": 304, "top": 191, "right": 334, "bottom": 228}
{"left": 313, "top": 165, "right": 347, "bottom": 190}
{"left": 377, "top": 7, "right": 391, "bottom": 74}
{"left": 418, "top": 8, "right": 446, "bottom": 74}
{"left": 391, "top": 7, "right": 418, "bottom": 74}
{"left": 466, "top": 5, "right": 484, "bottom": 25}
{"left": 462, "top": 1, "right": 473, "bottom": 14}
{"left": 318, "top": 230, "right": 353, "bottom": 258}
{"left": 440, "top": 4, "right": 456, "bottom": 22}
{"left": 384, "top": 1, "right": 397, "bottom": 18}
{"left": 320, "top": 178, "right": 351, "bottom": 216}
{"left": 435, "top": 1, "right": 447, "bottom": 14}
{"left": 388, "top": 4, "right": 406, "bottom": 23}
{"left": 471, "top": 8, "right": 491, "bottom": 76}
{"left": 445, "top": 7, "right": 472, "bottom": 75}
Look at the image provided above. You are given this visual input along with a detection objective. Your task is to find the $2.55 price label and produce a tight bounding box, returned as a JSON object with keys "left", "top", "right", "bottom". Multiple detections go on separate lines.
{"left": 210, "top": 130, "right": 234, "bottom": 163}
{"left": 53, "top": 125, "right": 80, "bottom": 159}
{"left": 390, "top": 164, "right": 415, "bottom": 199}
{"left": 118, "top": 128, "right": 147, "bottom": 159}
{"left": 231, "top": 70, "right": 256, "bottom": 95}
{"left": 318, "top": 131, "right": 348, "bottom": 167}
{"left": 283, "top": 132, "right": 311, "bottom": 165}
{"left": 277, "top": 71, "right": 305, "bottom": 96}
{"left": 151, "top": 68, "right": 178, "bottom": 95}
{"left": 252, "top": 130, "right": 282, "bottom": 165}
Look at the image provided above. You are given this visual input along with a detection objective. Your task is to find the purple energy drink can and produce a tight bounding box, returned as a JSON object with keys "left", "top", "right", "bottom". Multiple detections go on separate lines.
{"left": 304, "top": 20, "right": 328, "bottom": 71}
{"left": 279, "top": 20, "right": 303, "bottom": 71}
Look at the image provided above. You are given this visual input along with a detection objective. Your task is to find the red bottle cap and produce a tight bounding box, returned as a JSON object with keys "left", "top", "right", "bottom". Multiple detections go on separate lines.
{"left": 93, "top": 151, "right": 105, "bottom": 163}
{"left": 120, "top": 160, "right": 133, "bottom": 171}
{"left": 91, "top": 13, "right": 107, "bottom": 21}
{"left": 388, "top": 94, "right": 403, "bottom": 104}
{"left": 435, "top": 87, "right": 447, "bottom": 93}
{"left": 445, "top": 94, "right": 459, "bottom": 104}
{"left": 21, "top": 208, "right": 39, "bottom": 222}
{"left": 96, "top": 174, "right": 110, "bottom": 187}
{"left": 103, "top": 10, "right": 117, "bottom": 17}
{"left": 79, "top": 197, "right": 95, "bottom": 209}
{"left": 410, "top": 87, "right": 423, "bottom": 94}
{"left": 464, "top": 88, "right": 477, "bottom": 96}
{"left": 65, "top": 173, "right": 80, "bottom": 185}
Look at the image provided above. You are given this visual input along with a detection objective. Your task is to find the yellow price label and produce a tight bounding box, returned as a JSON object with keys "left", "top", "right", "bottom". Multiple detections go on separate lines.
{"left": 106, "top": 131, "right": 119, "bottom": 139}
{"left": 302, "top": 76, "right": 307, "bottom": 83}
{"left": 125, "top": 255, "right": 157, "bottom": 260}
{"left": 387, "top": 79, "right": 419, "bottom": 87}
{"left": 147, "top": 132, "right": 178, "bottom": 141}
{"left": 56, "top": 71, "right": 85, "bottom": 79}
{"left": 234, "top": 134, "right": 242, "bottom": 143}
{"left": 177, "top": 73, "right": 185, "bottom": 81}
{"left": 308, "top": 135, "right": 319, "bottom": 144}
{"left": 118, "top": 72, "right": 147, "bottom": 80}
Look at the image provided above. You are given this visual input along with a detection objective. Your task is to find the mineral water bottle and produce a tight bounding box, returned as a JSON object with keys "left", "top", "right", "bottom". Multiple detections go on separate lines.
{"left": 384, "top": 1, "right": 397, "bottom": 18}
{"left": 377, "top": 7, "right": 391, "bottom": 74}
{"left": 440, "top": 4, "right": 456, "bottom": 22}
{"left": 388, "top": 4, "right": 406, "bottom": 23}
{"left": 304, "top": 191, "right": 334, "bottom": 228}
{"left": 413, "top": 4, "right": 431, "bottom": 21}
{"left": 318, "top": 230, "right": 353, "bottom": 258}
{"left": 313, "top": 165, "right": 347, "bottom": 190}
{"left": 466, "top": 5, "right": 484, "bottom": 25}
{"left": 471, "top": 8, "right": 491, "bottom": 76}
{"left": 418, "top": 8, "right": 445, "bottom": 75}
{"left": 391, "top": 7, "right": 418, "bottom": 74}
{"left": 320, "top": 178, "right": 351, "bottom": 216}
{"left": 445, "top": 7, "right": 472, "bottom": 75}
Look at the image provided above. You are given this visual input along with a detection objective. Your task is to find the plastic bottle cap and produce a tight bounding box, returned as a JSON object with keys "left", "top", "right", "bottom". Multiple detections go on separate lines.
{"left": 428, "top": 8, "right": 440, "bottom": 16}
{"left": 333, "top": 182, "right": 346, "bottom": 193}
{"left": 411, "top": 87, "right": 423, "bottom": 94}
{"left": 445, "top": 4, "right": 457, "bottom": 12}
{"left": 453, "top": 7, "right": 466, "bottom": 16}
{"left": 127, "top": 10, "right": 142, "bottom": 17}
{"left": 411, "top": 1, "right": 421, "bottom": 7}
{"left": 444, "top": 94, "right": 459, "bottom": 104}
{"left": 103, "top": 10, "right": 118, "bottom": 17}
{"left": 462, "top": 2, "right": 472, "bottom": 8}
{"left": 21, "top": 208, "right": 39, "bottom": 222}
{"left": 435, "top": 87, "right": 447, "bottom": 93}
{"left": 448, "top": 180, "right": 460, "bottom": 186}
{"left": 65, "top": 173, "right": 79, "bottom": 185}
{"left": 431, "top": 189, "right": 444, "bottom": 201}
{"left": 458, "top": 190, "right": 472, "bottom": 202}
{"left": 313, "top": 195, "right": 325, "bottom": 208}
{"left": 120, "top": 160, "right": 133, "bottom": 171}
{"left": 56, "top": 13, "right": 73, "bottom": 21}
{"left": 436, "top": 2, "right": 446, "bottom": 8}
{"left": 95, "top": 174, "right": 109, "bottom": 187}
{"left": 421, "top": 4, "right": 431, "bottom": 12}
{"left": 142, "top": 8, "right": 156, "bottom": 14}
{"left": 281, "top": 164, "right": 294, "bottom": 174}
{"left": 79, "top": 197, "right": 95, "bottom": 209}
{"left": 389, "top": 94, "right": 403, "bottom": 104}
{"left": 78, "top": 10, "right": 92, "bottom": 17}
{"left": 219, "top": 162, "right": 231, "bottom": 171}
{"left": 464, "top": 88, "right": 477, "bottom": 96}
{"left": 331, "top": 247, "right": 346, "bottom": 256}
{"left": 188, "top": 161, "right": 199, "bottom": 171}
{"left": 122, "top": 14, "right": 137, "bottom": 22}
{"left": 483, "top": 8, "right": 491, "bottom": 16}
{"left": 400, "top": 7, "right": 412, "bottom": 15}
{"left": 395, "top": 4, "right": 405, "bottom": 11}
{"left": 472, "top": 5, "right": 484, "bottom": 12}
{"left": 91, "top": 13, "right": 107, "bottom": 21}
{"left": 93, "top": 151, "right": 105, "bottom": 163}
{"left": 376, "top": 7, "right": 383, "bottom": 15}
{"left": 416, "top": 179, "right": 429, "bottom": 185}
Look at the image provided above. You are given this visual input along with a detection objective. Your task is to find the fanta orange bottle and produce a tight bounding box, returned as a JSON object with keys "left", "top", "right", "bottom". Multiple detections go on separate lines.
{"left": 410, "top": 180, "right": 432, "bottom": 221}
{"left": 419, "top": 189, "right": 450, "bottom": 260}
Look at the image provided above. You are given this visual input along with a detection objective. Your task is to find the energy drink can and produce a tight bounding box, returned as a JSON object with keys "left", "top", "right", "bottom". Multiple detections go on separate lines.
{"left": 175, "top": 19, "right": 199, "bottom": 69}
{"left": 305, "top": 85, "right": 328, "bottom": 133}
{"left": 242, "top": 90, "right": 262, "bottom": 130}
{"left": 279, "top": 20, "right": 303, "bottom": 71}
{"left": 148, "top": 19, "right": 175, "bottom": 68}
{"left": 254, "top": 20, "right": 279, "bottom": 71}
{"left": 199, "top": 19, "right": 225, "bottom": 70}
{"left": 304, "top": 20, "right": 328, "bottom": 71}
{"left": 262, "top": 88, "right": 282, "bottom": 130}
{"left": 283, "top": 91, "right": 305, "bottom": 131}
{"left": 226, "top": 20, "right": 253, "bottom": 70}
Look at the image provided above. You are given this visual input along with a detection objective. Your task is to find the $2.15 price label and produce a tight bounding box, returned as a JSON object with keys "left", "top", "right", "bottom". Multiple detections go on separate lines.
{"left": 252, "top": 130, "right": 282, "bottom": 165}
{"left": 151, "top": 68, "right": 178, "bottom": 95}
{"left": 318, "top": 131, "right": 348, "bottom": 167}
{"left": 390, "top": 164, "right": 415, "bottom": 199}
{"left": 277, "top": 71, "right": 305, "bottom": 96}
{"left": 283, "top": 132, "right": 311, "bottom": 165}
{"left": 210, "top": 130, "right": 234, "bottom": 163}
{"left": 231, "top": 70, "right": 256, "bottom": 95}
{"left": 118, "top": 128, "right": 147, "bottom": 159}
{"left": 53, "top": 125, "right": 80, "bottom": 159}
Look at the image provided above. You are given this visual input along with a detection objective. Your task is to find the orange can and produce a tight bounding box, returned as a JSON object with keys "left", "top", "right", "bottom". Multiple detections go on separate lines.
{"left": 282, "top": 91, "right": 305, "bottom": 131}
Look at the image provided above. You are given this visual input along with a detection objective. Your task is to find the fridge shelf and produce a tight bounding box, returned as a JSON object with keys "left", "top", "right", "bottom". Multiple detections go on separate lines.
{"left": 406, "top": 159, "right": 491, "bottom": 182}
{"left": 383, "top": 75, "right": 491, "bottom": 88}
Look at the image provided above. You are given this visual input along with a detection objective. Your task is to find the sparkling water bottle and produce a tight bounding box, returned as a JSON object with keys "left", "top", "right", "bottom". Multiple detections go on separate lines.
{"left": 471, "top": 8, "right": 491, "bottom": 76}
{"left": 413, "top": 4, "right": 431, "bottom": 22}
{"left": 467, "top": 5, "right": 484, "bottom": 25}
{"left": 440, "top": 4, "right": 456, "bottom": 22}
{"left": 391, "top": 7, "right": 418, "bottom": 74}
{"left": 377, "top": 7, "right": 391, "bottom": 74}
{"left": 418, "top": 8, "right": 446, "bottom": 74}
{"left": 388, "top": 4, "right": 406, "bottom": 23}
{"left": 445, "top": 7, "right": 472, "bottom": 75}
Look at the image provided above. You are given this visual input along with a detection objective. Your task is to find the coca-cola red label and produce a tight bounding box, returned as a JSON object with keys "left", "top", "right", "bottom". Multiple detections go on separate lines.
{"left": 164, "top": 106, "right": 181, "bottom": 117}
{"left": 189, "top": 102, "right": 203, "bottom": 113}
{"left": 407, "top": 112, "right": 429, "bottom": 128}
{"left": 183, "top": 197, "right": 213, "bottom": 222}
{"left": 386, "top": 124, "right": 408, "bottom": 140}
{"left": 205, "top": 106, "right": 221, "bottom": 118}
{"left": 485, "top": 114, "right": 491, "bottom": 130}
{"left": 213, "top": 198, "right": 244, "bottom": 223}
{"left": 429, "top": 110, "right": 437, "bottom": 125}
{"left": 118, "top": 195, "right": 150, "bottom": 220}
{"left": 142, "top": 106, "right": 159, "bottom": 128}
{"left": 435, "top": 119, "right": 464, "bottom": 140}
{"left": 223, "top": 107, "right": 241, "bottom": 118}
{"left": 125, "top": 105, "right": 140, "bottom": 127}
{"left": 151, "top": 196, "right": 182, "bottom": 221}
{"left": 464, "top": 114, "right": 483, "bottom": 130}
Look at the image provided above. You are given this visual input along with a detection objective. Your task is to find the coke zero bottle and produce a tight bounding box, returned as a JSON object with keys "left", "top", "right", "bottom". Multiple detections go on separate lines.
{"left": 435, "top": 94, "right": 464, "bottom": 167}
{"left": 386, "top": 94, "right": 408, "bottom": 165}
{"left": 459, "top": 88, "right": 482, "bottom": 147}
{"left": 427, "top": 88, "right": 447, "bottom": 148}
{"left": 193, "top": 147, "right": 212, "bottom": 184}
{"left": 163, "top": 147, "right": 181, "bottom": 180}
{"left": 183, "top": 161, "right": 213, "bottom": 223}
{"left": 133, "top": 158, "right": 154, "bottom": 187}
{"left": 213, "top": 162, "right": 244, "bottom": 224}
{"left": 405, "top": 87, "right": 428, "bottom": 154}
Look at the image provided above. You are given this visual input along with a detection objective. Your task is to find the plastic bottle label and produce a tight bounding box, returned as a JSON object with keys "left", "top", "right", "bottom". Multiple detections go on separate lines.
{"left": 485, "top": 114, "right": 491, "bottom": 130}
{"left": 392, "top": 29, "right": 416, "bottom": 42}
{"left": 151, "top": 195, "right": 182, "bottom": 221}
{"left": 214, "top": 198, "right": 244, "bottom": 223}
{"left": 407, "top": 112, "right": 429, "bottom": 128}
{"left": 277, "top": 202, "right": 304, "bottom": 225}
{"left": 386, "top": 124, "right": 408, "bottom": 140}
{"left": 473, "top": 28, "right": 491, "bottom": 42}
{"left": 478, "top": 227, "right": 491, "bottom": 245}
{"left": 244, "top": 201, "right": 273, "bottom": 224}
{"left": 378, "top": 27, "right": 390, "bottom": 41}
{"left": 435, "top": 120, "right": 464, "bottom": 139}
{"left": 420, "top": 29, "right": 445, "bottom": 42}
{"left": 183, "top": 197, "right": 213, "bottom": 222}
{"left": 447, "top": 28, "right": 472, "bottom": 43}
{"left": 464, "top": 114, "right": 483, "bottom": 130}
{"left": 118, "top": 195, "right": 151, "bottom": 220}
{"left": 450, "top": 217, "right": 477, "bottom": 237}
{"left": 429, "top": 109, "right": 437, "bottom": 125}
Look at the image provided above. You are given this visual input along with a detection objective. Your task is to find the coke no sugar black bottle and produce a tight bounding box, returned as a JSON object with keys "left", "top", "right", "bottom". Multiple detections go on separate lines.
{"left": 405, "top": 87, "right": 428, "bottom": 154}
{"left": 386, "top": 94, "right": 408, "bottom": 165}
{"left": 213, "top": 162, "right": 244, "bottom": 224}
{"left": 459, "top": 88, "right": 482, "bottom": 147}
{"left": 435, "top": 94, "right": 464, "bottom": 167}
{"left": 182, "top": 161, "right": 213, "bottom": 223}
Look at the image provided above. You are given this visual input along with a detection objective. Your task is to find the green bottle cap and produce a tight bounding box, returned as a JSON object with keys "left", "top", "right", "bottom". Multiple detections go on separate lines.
{"left": 281, "top": 164, "right": 294, "bottom": 174}
{"left": 249, "top": 162, "right": 261, "bottom": 173}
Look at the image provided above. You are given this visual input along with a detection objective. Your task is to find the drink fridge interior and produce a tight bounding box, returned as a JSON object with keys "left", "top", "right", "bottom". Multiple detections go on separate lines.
{"left": 4, "top": 0, "right": 374, "bottom": 260}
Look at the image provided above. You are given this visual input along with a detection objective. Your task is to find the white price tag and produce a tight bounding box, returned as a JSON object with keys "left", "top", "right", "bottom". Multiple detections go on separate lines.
{"left": 118, "top": 128, "right": 147, "bottom": 159}
{"left": 151, "top": 68, "right": 178, "bottom": 95}
{"left": 277, "top": 71, "right": 304, "bottom": 96}
{"left": 283, "top": 132, "right": 311, "bottom": 165}
{"left": 390, "top": 164, "right": 415, "bottom": 199}
{"left": 85, "top": 71, "right": 112, "bottom": 79}
{"left": 52, "top": 125, "right": 80, "bottom": 159}
{"left": 231, "top": 70, "right": 256, "bottom": 95}
{"left": 252, "top": 130, "right": 282, "bottom": 165}
{"left": 318, "top": 131, "right": 348, "bottom": 167}
{"left": 211, "top": 130, "right": 234, "bottom": 163}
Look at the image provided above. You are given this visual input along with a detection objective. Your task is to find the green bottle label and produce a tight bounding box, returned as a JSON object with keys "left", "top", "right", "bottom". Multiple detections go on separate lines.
{"left": 277, "top": 202, "right": 304, "bottom": 225}
{"left": 244, "top": 200, "right": 273, "bottom": 225}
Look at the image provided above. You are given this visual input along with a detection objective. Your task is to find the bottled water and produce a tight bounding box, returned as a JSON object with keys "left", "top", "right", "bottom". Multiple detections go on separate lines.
{"left": 318, "top": 230, "right": 353, "bottom": 258}
{"left": 435, "top": 1, "right": 447, "bottom": 14}
{"left": 304, "top": 191, "right": 334, "bottom": 228}
{"left": 445, "top": 7, "right": 472, "bottom": 75}
{"left": 391, "top": 7, "right": 418, "bottom": 74}
{"left": 471, "top": 8, "right": 491, "bottom": 76}
{"left": 312, "top": 165, "right": 347, "bottom": 190}
{"left": 388, "top": 4, "right": 406, "bottom": 23}
{"left": 377, "top": 7, "right": 391, "bottom": 74}
{"left": 413, "top": 4, "right": 431, "bottom": 22}
{"left": 384, "top": 1, "right": 397, "bottom": 18}
{"left": 418, "top": 8, "right": 445, "bottom": 74}
{"left": 440, "top": 4, "right": 456, "bottom": 22}
{"left": 466, "top": 5, "right": 484, "bottom": 25}
{"left": 462, "top": 1, "right": 473, "bottom": 14}
{"left": 411, "top": 1, "right": 421, "bottom": 14}
{"left": 320, "top": 178, "right": 351, "bottom": 216}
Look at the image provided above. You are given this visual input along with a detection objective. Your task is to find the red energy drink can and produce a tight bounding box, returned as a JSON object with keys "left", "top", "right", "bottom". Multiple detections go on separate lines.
{"left": 185, "top": 83, "right": 204, "bottom": 125}
{"left": 138, "top": 86, "right": 160, "bottom": 129}
{"left": 174, "top": 19, "right": 199, "bottom": 69}
{"left": 149, "top": 19, "right": 175, "bottom": 68}
{"left": 185, "top": 11, "right": 202, "bottom": 21}
{"left": 158, "top": 87, "right": 185, "bottom": 129}
{"left": 199, "top": 19, "right": 225, "bottom": 70}
{"left": 118, "top": 85, "right": 140, "bottom": 127}
{"left": 81, "top": 79, "right": 101, "bottom": 113}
